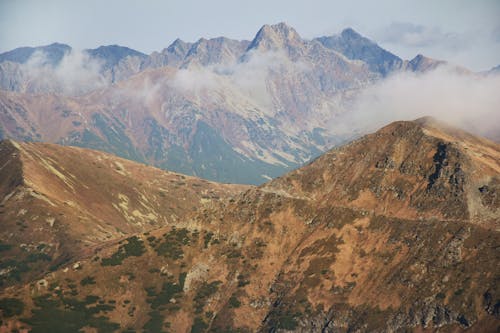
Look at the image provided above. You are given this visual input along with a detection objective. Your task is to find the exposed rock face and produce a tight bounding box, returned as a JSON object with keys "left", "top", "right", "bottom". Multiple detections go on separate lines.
{"left": 248, "top": 23, "right": 304, "bottom": 53}
{"left": 315, "top": 27, "right": 404, "bottom": 76}
{"left": 0, "top": 119, "right": 498, "bottom": 332}
{"left": 268, "top": 118, "right": 498, "bottom": 224}
{"left": 404, "top": 54, "right": 447, "bottom": 72}
{"left": 0, "top": 23, "right": 461, "bottom": 184}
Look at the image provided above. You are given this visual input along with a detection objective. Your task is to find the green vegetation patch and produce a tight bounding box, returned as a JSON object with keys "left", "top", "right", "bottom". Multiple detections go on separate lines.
{"left": 0, "top": 250, "right": 52, "bottom": 284}
{"left": 274, "top": 311, "right": 299, "bottom": 330}
{"left": 143, "top": 310, "right": 169, "bottom": 333}
{"left": 190, "top": 316, "right": 208, "bottom": 333}
{"left": 158, "top": 120, "right": 291, "bottom": 185}
{"left": 145, "top": 273, "right": 185, "bottom": 312}
{"left": 179, "top": 272, "right": 188, "bottom": 289}
{"left": 21, "top": 294, "right": 119, "bottom": 333}
{"left": 25, "top": 253, "right": 52, "bottom": 263}
{"left": 203, "top": 231, "right": 214, "bottom": 248}
{"left": 194, "top": 281, "right": 222, "bottom": 314}
{"left": 146, "top": 281, "right": 183, "bottom": 310}
{"left": 80, "top": 276, "right": 96, "bottom": 286}
{"left": 237, "top": 274, "right": 250, "bottom": 288}
{"left": 154, "top": 228, "right": 191, "bottom": 260}
{"left": 101, "top": 236, "right": 146, "bottom": 266}
{"left": 228, "top": 295, "right": 241, "bottom": 308}
{"left": 0, "top": 298, "right": 24, "bottom": 317}
{"left": 0, "top": 242, "right": 12, "bottom": 252}
{"left": 225, "top": 248, "right": 243, "bottom": 259}
{"left": 78, "top": 113, "right": 144, "bottom": 162}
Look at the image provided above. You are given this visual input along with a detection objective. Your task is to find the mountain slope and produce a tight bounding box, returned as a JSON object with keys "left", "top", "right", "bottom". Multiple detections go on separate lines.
{"left": 85, "top": 45, "right": 148, "bottom": 83}
{"left": 0, "top": 140, "right": 247, "bottom": 287}
{"left": 0, "top": 119, "right": 498, "bottom": 332}
{"left": 0, "top": 23, "right": 380, "bottom": 184}
{"left": 315, "top": 28, "right": 403, "bottom": 76}
{"left": 0, "top": 23, "right": 493, "bottom": 185}
{"left": 267, "top": 116, "right": 500, "bottom": 226}
{"left": 487, "top": 64, "right": 500, "bottom": 75}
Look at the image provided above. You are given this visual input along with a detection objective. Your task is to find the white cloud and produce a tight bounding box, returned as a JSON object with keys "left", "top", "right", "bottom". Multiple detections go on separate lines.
{"left": 332, "top": 67, "right": 500, "bottom": 141}
{"left": 167, "top": 49, "right": 310, "bottom": 109}
{"left": 20, "top": 49, "right": 107, "bottom": 95}
{"left": 170, "top": 65, "right": 218, "bottom": 93}
{"left": 377, "top": 22, "right": 465, "bottom": 50}
{"left": 374, "top": 21, "right": 500, "bottom": 71}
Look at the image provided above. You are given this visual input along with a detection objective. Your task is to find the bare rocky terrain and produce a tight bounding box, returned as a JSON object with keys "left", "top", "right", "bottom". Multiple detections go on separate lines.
{"left": 0, "top": 23, "right": 464, "bottom": 185}
{"left": 0, "top": 118, "right": 498, "bottom": 332}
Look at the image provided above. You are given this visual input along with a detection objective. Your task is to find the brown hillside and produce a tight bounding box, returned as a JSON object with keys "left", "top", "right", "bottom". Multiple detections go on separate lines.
{"left": 0, "top": 140, "right": 248, "bottom": 287}
{"left": 266, "top": 117, "right": 499, "bottom": 227}
{"left": 0, "top": 119, "right": 498, "bottom": 333}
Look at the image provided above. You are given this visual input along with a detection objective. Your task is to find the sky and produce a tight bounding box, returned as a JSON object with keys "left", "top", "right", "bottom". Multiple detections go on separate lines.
{"left": 0, "top": 0, "right": 499, "bottom": 71}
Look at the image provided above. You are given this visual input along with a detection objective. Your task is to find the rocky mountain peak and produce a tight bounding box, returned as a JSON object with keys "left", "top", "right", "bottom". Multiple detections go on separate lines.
{"left": 183, "top": 36, "right": 248, "bottom": 66}
{"left": 412, "top": 115, "right": 441, "bottom": 127}
{"left": 340, "top": 27, "right": 363, "bottom": 40}
{"left": 409, "top": 54, "right": 429, "bottom": 65}
{"left": 405, "top": 53, "right": 446, "bottom": 72}
{"left": 166, "top": 38, "right": 191, "bottom": 53}
{"left": 87, "top": 44, "right": 145, "bottom": 56}
{"left": 85, "top": 44, "right": 146, "bottom": 69}
{"left": 489, "top": 64, "right": 500, "bottom": 74}
{"left": 0, "top": 42, "right": 71, "bottom": 66}
{"left": 267, "top": 118, "right": 500, "bottom": 225}
{"left": 315, "top": 27, "right": 403, "bottom": 76}
{"left": 189, "top": 36, "right": 227, "bottom": 51}
{"left": 247, "top": 22, "right": 302, "bottom": 51}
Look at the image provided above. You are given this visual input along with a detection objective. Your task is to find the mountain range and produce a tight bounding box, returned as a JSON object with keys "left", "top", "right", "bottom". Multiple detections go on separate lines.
{"left": 0, "top": 118, "right": 498, "bottom": 332}
{"left": 0, "top": 22, "right": 471, "bottom": 185}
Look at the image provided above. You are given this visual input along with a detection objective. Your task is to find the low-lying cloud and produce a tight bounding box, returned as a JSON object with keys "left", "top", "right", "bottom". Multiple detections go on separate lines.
{"left": 333, "top": 67, "right": 500, "bottom": 141}
{"left": 168, "top": 50, "right": 310, "bottom": 109}
{"left": 375, "top": 21, "right": 500, "bottom": 71}
{"left": 18, "top": 49, "right": 106, "bottom": 95}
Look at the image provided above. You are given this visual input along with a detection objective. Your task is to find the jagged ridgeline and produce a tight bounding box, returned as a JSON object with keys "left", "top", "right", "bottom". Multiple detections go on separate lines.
{"left": 0, "top": 118, "right": 498, "bottom": 332}
{"left": 0, "top": 23, "right": 456, "bottom": 185}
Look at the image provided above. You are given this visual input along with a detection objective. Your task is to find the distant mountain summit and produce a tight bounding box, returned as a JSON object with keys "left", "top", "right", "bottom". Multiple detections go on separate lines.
{"left": 0, "top": 23, "right": 482, "bottom": 184}
{"left": 0, "top": 42, "right": 71, "bottom": 66}
{"left": 86, "top": 45, "right": 147, "bottom": 69}
{"left": 0, "top": 22, "right": 452, "bottom": 93}
{"left": 404, "top": 53, "right": 446, "bottom": 72}
{"left": 183, "top": 36, "right": 248, "bottom": 66}
{"left": 315, "top": 28, "right": 403, "bottom": 76}
{"left": 247, "top": 22, "right": 302, "bottom": 51}
{"left": 487, "top": 64, "right": 500, "bottom": 75}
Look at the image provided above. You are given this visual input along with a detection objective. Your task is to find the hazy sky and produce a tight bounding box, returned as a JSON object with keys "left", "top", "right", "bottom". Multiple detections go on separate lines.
{"left": 1, "top": 0, "right": 499, "bottom": 71}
